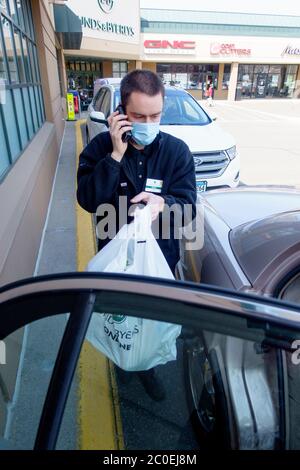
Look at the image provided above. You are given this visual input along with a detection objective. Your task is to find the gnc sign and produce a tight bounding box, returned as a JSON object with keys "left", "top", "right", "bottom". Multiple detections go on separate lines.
{"left": 144, "top": 39, "right": 196, "bottom": 55}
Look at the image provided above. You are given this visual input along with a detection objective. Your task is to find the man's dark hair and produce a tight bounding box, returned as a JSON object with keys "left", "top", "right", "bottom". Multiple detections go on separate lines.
{"left": 120, "top": 69, "right": 165, "bottom": 109}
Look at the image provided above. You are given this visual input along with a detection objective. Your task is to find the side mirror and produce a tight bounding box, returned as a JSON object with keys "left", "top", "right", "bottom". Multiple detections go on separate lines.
{"left": 212, "top": 116, "right": 217, "bottom": 121}
{"left": 90, "top": 111, "right": 108, "bottom": 126}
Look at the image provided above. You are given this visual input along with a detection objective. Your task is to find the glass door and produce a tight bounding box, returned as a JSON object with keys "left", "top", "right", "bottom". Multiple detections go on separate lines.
{"left": 202, "top": 69, "right": 219, "bottom": 99}
{"left": 254, "top": 73, "right": 268, "bottom": 98}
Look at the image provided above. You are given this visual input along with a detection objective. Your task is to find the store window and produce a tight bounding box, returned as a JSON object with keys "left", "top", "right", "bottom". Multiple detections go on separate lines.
{"left": 112, "top": 61, "right": 128, "bottom": 78}
{"left": 157, "top": 63, "right": 219, "bottom": 95}
{"left": 284, "top": 65, "right": 298, "bottom": 98}
{"left": 222, "top": 64, "right": 231, "bottom": 90}
{"left": 203, "top": 64, "right": 219, "bottom": 97}
{"left": 66, "top": 58, "right": 102, "bottom": 90}
{"left": 236, "top": 64, "right": 299, "bottom": 100}
{"left": 254, "top": 64, "right": 269, "bottom": 74}
{"left": 157, "top": 63, "right": 188, "bottom": 88}
{"left": 187, "top": 64, "right": 200, "bottom": 89}
{"left": 0, "top": 25, "right": 5, "bottom": 79}
{"left": 0, "top": 0, "right": 45, "bottom": 180}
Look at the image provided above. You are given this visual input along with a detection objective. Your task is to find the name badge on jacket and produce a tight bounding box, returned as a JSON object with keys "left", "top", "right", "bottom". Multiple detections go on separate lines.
{"left": 145, "top": 178, "right": 163, "bottom": 194}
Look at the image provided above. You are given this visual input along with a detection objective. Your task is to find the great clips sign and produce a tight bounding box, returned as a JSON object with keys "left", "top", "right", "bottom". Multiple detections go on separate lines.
{"left": 144, "top": 39, "right": 196, "bottom": 55}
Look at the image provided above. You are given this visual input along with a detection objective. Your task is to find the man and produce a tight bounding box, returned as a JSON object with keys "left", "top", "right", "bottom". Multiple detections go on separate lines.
{"left": 77, "top": 69, "right": 196, "bottom": 400}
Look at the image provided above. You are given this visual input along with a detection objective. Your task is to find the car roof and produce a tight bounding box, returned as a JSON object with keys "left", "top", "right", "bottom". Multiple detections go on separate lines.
{"left": 230, "top": 210, "right": 300, "bottom": 285}
{"left": 165, "top": 86, "right": 189, "bottom": 94}
{"left": 97, "top": 84, "right": 189, "bottom": 94}
{"left": 202, "top": 186, "right": 300, "bottom": 229}
{"left": 94, "top": 77, "right": 121, "bottom": 86}
{"left": 202, "top": 186, "right": 300, "bottom": 285}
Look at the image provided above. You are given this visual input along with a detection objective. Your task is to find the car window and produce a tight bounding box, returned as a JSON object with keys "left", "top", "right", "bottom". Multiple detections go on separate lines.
{"left": 2, "top": 275, "right": 300, "bottom": 450}
{"left": 93, "top": 89, "right": 106, "bottom": 112}
{"left": 280, "top": 274, "right": 300, "bottom": 304}
{"left": 0, "top": 314, "right": 68, "bottom": 449}
{"left": 114, "top": 90, "right": 120, "bottom": 109}
{"left": 100, "top": 90, "right": 111, "bottom": 118}
{"left": 62, "top": 284, "right": 300, "bottom": 451}
{"left": 160, "top": 91, "right": 211, "bottom": 126}
{"left": 182, "top": 99, "right": 201, "bottom": 120}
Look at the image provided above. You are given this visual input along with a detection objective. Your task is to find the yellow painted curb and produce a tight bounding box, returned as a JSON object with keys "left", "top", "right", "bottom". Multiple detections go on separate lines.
{"left": 75, "top": 119, "right": 124, "bottom": 450}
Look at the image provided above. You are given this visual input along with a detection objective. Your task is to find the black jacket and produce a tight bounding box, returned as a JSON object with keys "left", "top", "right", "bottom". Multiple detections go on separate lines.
{"left": 77, "top": 131, "right": 196, "bottom": 272}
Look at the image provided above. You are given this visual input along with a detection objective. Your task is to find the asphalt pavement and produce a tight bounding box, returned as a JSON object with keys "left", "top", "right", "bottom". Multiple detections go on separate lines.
{"left": 200, "top": 99, "right": 300, "bottom": 188}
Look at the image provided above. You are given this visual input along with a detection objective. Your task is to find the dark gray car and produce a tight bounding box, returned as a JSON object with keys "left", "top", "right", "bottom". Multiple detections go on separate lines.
{"left": 178, "top": 186, "right": 300, "bottom": 449}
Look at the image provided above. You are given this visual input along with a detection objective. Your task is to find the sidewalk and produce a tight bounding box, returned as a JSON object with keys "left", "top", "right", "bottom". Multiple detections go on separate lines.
{"left": 5, "top": 122, "right": 80, "bottom": 449}
{"left": 32, "top": 119, "right": 121, "bottom": 450}
{"left": 36, "top": 121, "right": 78, "bottom": 276}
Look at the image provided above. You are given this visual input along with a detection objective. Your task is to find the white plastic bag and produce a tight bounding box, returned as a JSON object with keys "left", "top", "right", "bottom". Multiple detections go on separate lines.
{"left": 86, "top": 206, "right": 181, "bottom": 371}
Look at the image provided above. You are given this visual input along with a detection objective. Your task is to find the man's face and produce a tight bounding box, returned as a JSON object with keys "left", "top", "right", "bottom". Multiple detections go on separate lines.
{"left": 125, "top": 92, "right": 163, "bottom": 124}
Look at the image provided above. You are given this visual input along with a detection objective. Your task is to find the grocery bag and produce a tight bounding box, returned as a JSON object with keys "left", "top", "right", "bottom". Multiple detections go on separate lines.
{"left": 86, "top": 205, "right": 181, "bottom": 371}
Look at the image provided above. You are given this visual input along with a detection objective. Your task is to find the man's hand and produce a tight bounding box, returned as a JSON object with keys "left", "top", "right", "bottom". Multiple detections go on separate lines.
{"left": 131, "top": 192, "right": 165, "bottom": 221}
{"left": 107, "top": 111, "right": 132, "bottom": 162}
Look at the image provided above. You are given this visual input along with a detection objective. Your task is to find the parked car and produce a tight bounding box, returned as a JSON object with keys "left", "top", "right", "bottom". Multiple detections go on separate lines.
{"left": 86, "top": 80, "right": 240, "bottom": 191}
{"left": 178, "top": 185, "right": 300, "bottom": 449}
{"left": 93, "top": 77, "right": 122, "bottom": 99}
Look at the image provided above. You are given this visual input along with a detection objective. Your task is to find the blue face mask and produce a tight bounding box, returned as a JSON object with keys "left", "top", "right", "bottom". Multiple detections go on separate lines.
{"left": 131, "top": 122, "right": 160, "bottom": 146}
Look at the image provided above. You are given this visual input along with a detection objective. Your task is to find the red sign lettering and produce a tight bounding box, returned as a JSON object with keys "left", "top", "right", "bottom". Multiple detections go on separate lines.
{"left": 210, "top": 43, "right": 251, "bottom": 55}
{"left": 144, "top": 40, "right": 196, "bottom": 50}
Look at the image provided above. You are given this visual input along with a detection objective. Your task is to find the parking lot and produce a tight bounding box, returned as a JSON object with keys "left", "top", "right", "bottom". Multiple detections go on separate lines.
{"left": 2, "top": 98, "right": 300, "bottom": 451}
{"left": 200, "top": 99, "right": 300, "bottom": 188}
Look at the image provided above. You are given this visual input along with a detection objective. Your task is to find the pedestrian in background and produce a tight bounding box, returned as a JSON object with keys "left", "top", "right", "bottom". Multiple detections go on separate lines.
{"left": 207, "top": 83, "right": 214, "bottom": 107}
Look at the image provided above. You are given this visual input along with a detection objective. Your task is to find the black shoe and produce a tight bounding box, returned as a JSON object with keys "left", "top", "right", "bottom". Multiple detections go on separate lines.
{"left": 137, "top": 368, "right": 166, "bottom": 402}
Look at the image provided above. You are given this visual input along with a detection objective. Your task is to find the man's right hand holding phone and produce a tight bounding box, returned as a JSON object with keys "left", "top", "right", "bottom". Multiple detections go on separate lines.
{"left": 107, "top": 110, "right": 132, "bottom": 162}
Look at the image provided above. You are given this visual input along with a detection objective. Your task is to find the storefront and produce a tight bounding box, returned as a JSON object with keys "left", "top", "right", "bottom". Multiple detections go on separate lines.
{"left": 65, "top": 56, "right": 102, "bottom": 89}
{"left": 141, "top": 35, "right": 300, "bottom": 101}
{"left": 65, "top": 57, "right": 129, "bottom": 89}
{"left": 60, "top": 5, "right": 300, "bottom": 102}
{"left": 155, "top": 62, "right": 233, "bottom": 99}
{"left": 236, "top": 64, "right": 298, "bottom": 100}
{"left": 140, "top": 8, "right": 300, "bottom": 101}
{"left": 156, "top": 63, "right": 222, "bottom": 98}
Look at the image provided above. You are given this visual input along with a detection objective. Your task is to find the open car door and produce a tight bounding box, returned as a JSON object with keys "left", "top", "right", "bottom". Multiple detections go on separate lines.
{"left": 1, "top": 273, "right": 300, "bottom": 450}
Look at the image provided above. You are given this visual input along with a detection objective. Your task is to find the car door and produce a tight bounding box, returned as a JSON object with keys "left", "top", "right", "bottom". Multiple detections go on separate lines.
{"left": 1, "top": 273, "right": 300, "bottom": 451}
{"left": 250, "top": 249, "right": 300, "bottom": 451}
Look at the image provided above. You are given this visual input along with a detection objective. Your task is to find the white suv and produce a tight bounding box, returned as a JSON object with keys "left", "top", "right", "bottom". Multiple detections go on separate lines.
{"left": 86, "top": 82, "right": 239, "bottom": 192}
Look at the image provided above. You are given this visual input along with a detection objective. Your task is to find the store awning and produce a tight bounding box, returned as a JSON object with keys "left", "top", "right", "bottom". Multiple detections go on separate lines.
{"left": 54, "top": 4, "right": 82, "bottom": 50}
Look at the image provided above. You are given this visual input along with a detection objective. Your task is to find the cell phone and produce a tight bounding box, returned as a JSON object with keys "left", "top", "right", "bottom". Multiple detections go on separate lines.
{"left": 115, "top": 104, "right": 132, "bottom": 143}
